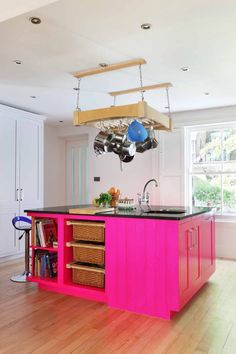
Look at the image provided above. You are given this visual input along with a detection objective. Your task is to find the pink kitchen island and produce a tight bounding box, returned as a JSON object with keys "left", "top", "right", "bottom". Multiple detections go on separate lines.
{"left": 25, "top": 205, "right": 215, "bottom": 320}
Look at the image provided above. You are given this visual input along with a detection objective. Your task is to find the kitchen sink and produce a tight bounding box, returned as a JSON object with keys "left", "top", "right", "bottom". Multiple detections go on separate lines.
{"left": 144, "top": 209, "right": 187, "bottom": 214}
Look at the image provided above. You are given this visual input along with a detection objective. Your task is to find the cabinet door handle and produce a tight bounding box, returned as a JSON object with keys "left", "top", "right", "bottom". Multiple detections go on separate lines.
{"left": 20, "top": 188, "right": 23, "bottom": 201}
{"left": 16, "top": 188, "right": 19, "bottom": 201}
{"left": 193, "top": 227, "right": 198, "bottom": 247}
{"left": 188, "top": 229, "right": 193, "bottom": 250}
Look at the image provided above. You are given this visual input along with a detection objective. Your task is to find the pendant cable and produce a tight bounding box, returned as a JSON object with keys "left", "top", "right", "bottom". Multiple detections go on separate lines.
{"left": 139, "top": 64, "right": 145, "bottom": 102}
{"left": 166, "top": 87, "right": 171, "bottom": 118}
{"left": 76, "top": 79, "right": 81, "bottom": 111}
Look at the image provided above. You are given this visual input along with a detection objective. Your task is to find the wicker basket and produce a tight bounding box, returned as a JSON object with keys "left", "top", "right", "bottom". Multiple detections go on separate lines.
{"left": 72, "top": 221, "right": 105, "bottom": 243}
{"left": 72, "top": 243, "right": 105, "bottom": 266}
{"left": 72, "top": 264, "right": 105, "bottom": 288}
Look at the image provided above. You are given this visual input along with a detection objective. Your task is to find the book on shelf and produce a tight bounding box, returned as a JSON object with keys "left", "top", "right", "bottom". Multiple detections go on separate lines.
{"left": 46, "top": 253, "right": 58, "bottom": 278}
{"left": 34, "top": 219, "right": 57, "bottom": 248}
{"left": 34, "top": 250, "right": 57, "bottom": 278}
{"left": 35, "top": 221, "right": 41, "bottom": 246}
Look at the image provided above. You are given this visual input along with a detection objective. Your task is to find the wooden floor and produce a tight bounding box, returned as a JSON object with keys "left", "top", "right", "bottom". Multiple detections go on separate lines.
{"left": 0, "top": 260, "right": 236, "bottom": 354}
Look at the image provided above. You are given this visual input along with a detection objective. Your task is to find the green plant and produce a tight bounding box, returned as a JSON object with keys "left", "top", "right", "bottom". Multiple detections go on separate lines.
{"left": 193, "top": 178, "right": 236, "bottom": 208}
{"left": 96, "top": 192, "right": 112, "bottom": 207}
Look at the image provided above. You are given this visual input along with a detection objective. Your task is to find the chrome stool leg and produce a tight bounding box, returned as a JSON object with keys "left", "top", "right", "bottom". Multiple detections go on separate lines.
{"left": 11, "top": 217, "right": 32, "bottom": 283}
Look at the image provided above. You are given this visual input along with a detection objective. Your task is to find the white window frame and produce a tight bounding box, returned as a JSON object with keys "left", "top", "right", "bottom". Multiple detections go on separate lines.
{"left": 185, "top": 122, "right": 236, "bottom": 220}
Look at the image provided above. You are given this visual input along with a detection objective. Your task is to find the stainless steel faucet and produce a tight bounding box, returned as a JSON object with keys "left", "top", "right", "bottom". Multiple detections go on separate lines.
{"left": 138, "top": 178, "right": 158, "bottom": 209}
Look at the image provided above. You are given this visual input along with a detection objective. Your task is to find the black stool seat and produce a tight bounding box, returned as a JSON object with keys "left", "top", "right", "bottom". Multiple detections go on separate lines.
{"left": 11, "top": 216, "right": 32, "bottom": 283}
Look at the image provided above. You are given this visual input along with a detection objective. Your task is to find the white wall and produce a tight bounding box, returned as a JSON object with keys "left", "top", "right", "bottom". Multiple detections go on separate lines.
{"left": 158, "top": 129, "right": 185, "bottom": 206}
{"left": 57, "top": 125, "right": 158, "bottom": 204}
{"left": 44, "top": 123, "right": 158, "bottom": 206}
{"left": 44, "top": 105, "right": 236, "bottom": 260}
{"left": 44, "top": 125, "right": 66, "bottom": 206}
{"left": 172, "top": 105, "right": 236, "bottom": 128}
{"left": 160, "top": 106, "right": 236, "bottom": 260}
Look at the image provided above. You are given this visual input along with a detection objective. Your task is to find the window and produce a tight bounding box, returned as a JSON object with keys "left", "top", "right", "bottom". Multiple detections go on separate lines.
{"left": 186, "top": 124, "right": 236, "bottom": 216}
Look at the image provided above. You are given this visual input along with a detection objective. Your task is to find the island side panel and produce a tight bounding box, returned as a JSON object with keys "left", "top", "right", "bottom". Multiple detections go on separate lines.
{"left": 200, "top": 213, "right": 215, "bottom": 281}
{"left": 105, "top": 217, "right": 173, "bottom": 319}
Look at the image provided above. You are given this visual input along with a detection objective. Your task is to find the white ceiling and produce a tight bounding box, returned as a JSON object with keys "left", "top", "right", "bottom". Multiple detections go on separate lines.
{"left": 0, "top": 0, "right": 236, "bottom": 123}
{"left": 0, "top": 0, "right": 58, "bottom": 22}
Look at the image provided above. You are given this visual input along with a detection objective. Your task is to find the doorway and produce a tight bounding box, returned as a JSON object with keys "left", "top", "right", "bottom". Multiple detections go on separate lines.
{"left": 66, "top": 135, "right": 89, "bottom": 205}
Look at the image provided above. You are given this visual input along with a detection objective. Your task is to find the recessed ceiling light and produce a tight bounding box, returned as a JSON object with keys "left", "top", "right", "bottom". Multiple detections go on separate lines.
{"left": 181, "top": 67, "right": 189, "bottom": 72}
{"left": 30, "top": 96, "right": 36, "bottom": 98}
{"left": 99, "top": 63, "right": 108, "bottom": 68}
{"left": 13, "top": 60, "right": 22, "bottom": 65}
{"left": 29, "top": 17, "right": 41, "bottom": 25}
{"left": 204, "top": 92, "right": 210, "bottom": 95}
{"left": 141, "top": 23, "right": 152, "bottom": 30}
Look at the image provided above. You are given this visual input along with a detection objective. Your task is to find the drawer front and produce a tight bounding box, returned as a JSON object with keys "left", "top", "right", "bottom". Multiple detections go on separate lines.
{"left": 73, "top": 245, "right": 105, "bottom": 266}
{"left": 72, "top": 222, "right": 105, "bottom": 243}
{"left": 72, "top": 267, "right": 105, "bottom": 288}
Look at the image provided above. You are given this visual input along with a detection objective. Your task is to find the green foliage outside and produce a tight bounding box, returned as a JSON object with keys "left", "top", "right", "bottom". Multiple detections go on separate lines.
{"left": 193, "top": 178, "right": 236, "bottom": 208}
{"left": 192, "top": 129, "right": 236, "bottom": 212}
{"left": 200, "top": 131, "right": 236, "bottom": 162}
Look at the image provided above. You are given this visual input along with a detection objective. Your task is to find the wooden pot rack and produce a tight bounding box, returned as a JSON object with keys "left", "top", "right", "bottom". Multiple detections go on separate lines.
{"left": 72, "top": 58, "right": 173, "bottom": 132}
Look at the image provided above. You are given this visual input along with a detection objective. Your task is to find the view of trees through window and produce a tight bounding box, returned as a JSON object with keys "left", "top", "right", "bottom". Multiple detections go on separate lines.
{"left": 189, "top": 126, "right": 236, "bottom": 215}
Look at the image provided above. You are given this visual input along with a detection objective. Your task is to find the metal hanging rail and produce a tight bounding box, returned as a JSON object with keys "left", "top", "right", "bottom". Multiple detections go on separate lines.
{"left": 72, "top": 58, "right": 173, "bottom": 132}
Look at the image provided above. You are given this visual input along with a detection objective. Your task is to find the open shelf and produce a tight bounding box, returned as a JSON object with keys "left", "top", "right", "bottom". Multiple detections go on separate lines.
{"left": 30, "top": 245, "right": 58, "bottom": 252}
{"left": 27, "top": 213, "right": 107, "bottom": 304}
{"left": 31, "top": 216, "right": 58, "bottom": 248}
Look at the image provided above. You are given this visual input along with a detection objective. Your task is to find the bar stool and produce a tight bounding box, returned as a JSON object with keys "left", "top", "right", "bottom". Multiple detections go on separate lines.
{"left": 11, "top": 216, "right": 32, "bottom": 283}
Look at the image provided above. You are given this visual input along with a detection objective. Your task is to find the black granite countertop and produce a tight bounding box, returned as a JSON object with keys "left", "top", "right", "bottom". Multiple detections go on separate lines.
{"left": 25, "top": 204, "right": 212, "bottom": 220}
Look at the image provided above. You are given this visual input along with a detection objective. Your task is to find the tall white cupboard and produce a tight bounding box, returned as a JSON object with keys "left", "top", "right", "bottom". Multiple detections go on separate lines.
{"left": 0, "top": 105, "right": 44, "bottom": 259}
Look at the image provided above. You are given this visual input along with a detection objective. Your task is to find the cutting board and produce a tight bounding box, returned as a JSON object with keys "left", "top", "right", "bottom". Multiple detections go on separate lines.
{"left": 69, "top": 207, "right": 114, "bottom": 215}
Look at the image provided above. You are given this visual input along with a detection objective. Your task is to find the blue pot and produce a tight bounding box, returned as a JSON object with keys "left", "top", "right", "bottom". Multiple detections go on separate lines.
{"left": 127, "top": 120, "right": 148, "bottom": 142}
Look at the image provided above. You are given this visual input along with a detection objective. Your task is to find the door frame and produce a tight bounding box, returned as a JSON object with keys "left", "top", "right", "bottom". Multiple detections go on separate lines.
{"left": 65, "top": 134, "right": 89, "bottom": 205}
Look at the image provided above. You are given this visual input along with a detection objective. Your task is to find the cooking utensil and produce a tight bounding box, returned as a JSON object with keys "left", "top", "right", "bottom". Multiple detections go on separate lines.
{"left": 148, "top": 127, "right": 158, "bottom": 148}
{"left": 114, "top": 133, "right": 126, "bottom": 144}
{"left": 136, "top": 137, "right": 152, "bottom": 153}
{"left": 135, "top": 128, "right": 158, "bottom": 153}
{"left": 119, "top": 154, "right": 134, "bottom": 163}
{"left": 94, "top": 131, "right": 115, "bottom": 155}
{"left": 110, "top": 133, "right": 126, "bottom": 155}
{"left": 120, "top": 140, "right": 136, "bottom": 157}
{"left": 127, "top": 119, "right": 148, "bottom": 142}
{"left": 112, "top": 142, "right": 121, "bottom": 155}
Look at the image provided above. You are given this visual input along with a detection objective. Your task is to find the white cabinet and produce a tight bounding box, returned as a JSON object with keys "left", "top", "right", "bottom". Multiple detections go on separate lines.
{"left": 158, "top": 129, "right": 185, "bottom": 206}
{"left": 0, "top": 105, "right": 44, "bottom": 258}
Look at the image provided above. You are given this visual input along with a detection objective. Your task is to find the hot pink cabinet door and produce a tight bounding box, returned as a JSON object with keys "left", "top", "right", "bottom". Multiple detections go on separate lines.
{"left": 179, "top": 221, "right": 190, "bottom": 296}
{"left": 200, "top": 215, "right": 215, "bottom": 276}
{"left": 105, "top": 218, "right": 172, "bottom": 319}
{"left": 189, "top": 222, "right": 200, "bottom": 284}
{"left": 179, "top": 219, "right": 201, "bottom": 302}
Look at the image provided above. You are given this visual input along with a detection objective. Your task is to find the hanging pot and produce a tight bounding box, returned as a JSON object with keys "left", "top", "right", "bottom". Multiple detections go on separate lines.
{"left": 148, "top": 127, "right": 158, "bottom": 149}
{"left": 136, "top": 137, "right": 152, "bottom": 153}
{"left": 119, "top": 154, "right": 134, "bottom": 163}
{"left": 110, "top": 133, "right": 127, "bottom": 155}
{"left": 127, "top": 119, "right": 148, "bottom": 142}
{"left": 114, "top": 133, "right": 126, "bottom": 144}
{"left": 94, "top": 131, "right": 115, "bottom": 155}
{"left": 136, "top": 128, "right": 158, "bottom": 153}
{"left": 112, "top": 142, "right": 121, "bottom": 155}
{"left": 120, "top": 140, "right": 136, "bottom": 157}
